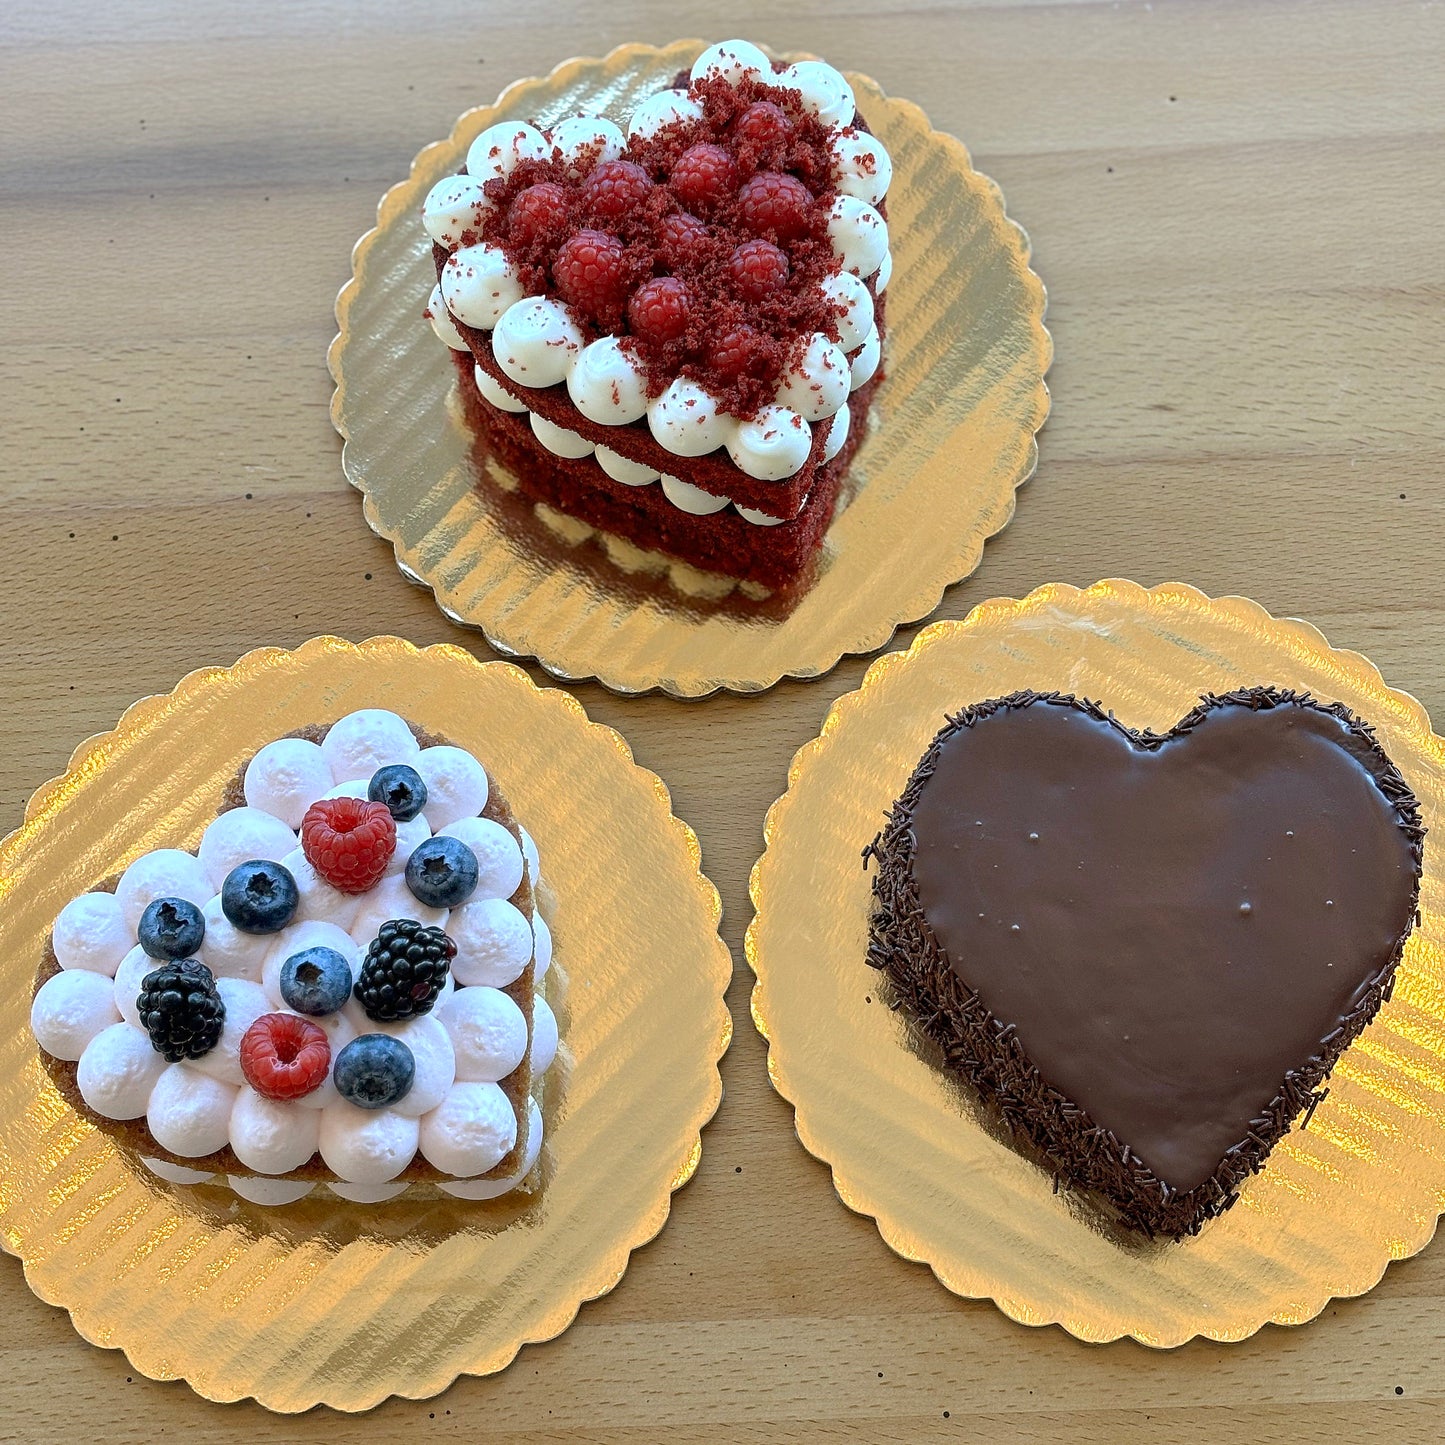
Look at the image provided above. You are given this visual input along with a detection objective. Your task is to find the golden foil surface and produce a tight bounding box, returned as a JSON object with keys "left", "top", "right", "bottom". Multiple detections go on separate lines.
{"left": 329, "top": 40, "right": 1051, "bottom": 697}
{"left": 0, "top": 637, "right": 732, "bottom": 1408}
{"left": 747, "top": 580, "right": 1445, "bottom": 1346}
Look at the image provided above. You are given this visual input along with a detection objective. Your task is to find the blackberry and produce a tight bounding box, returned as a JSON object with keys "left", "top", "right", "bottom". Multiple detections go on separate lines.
{"left": 355, "top": 919, "right": 456, "bottom": 1023}
{"left": 137, "top": 959, "right": 225, "bottom": 1062}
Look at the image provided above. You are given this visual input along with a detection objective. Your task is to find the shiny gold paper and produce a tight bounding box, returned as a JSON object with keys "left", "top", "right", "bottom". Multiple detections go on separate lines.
{"left": 330, "top": 40, "right": 1050, "bottom": 697}
{"left": 0, "top": 638, "right": 732, "bottom": 1408}
{"left": 747, "top": 580, "right": 1445, "bottom": 1346}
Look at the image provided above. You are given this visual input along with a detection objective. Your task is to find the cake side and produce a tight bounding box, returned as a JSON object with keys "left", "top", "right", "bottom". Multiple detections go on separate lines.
{"left": 864, "top": 687, "right": 1425, "bottom": 1238}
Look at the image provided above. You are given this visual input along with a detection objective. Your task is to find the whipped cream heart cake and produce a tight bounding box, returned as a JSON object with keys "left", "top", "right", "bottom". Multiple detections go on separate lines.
{"left": 422, "top": 39, "right": 889, "bottom": 592}
{"left": 30, "top": 709, "right": 559, "bottom": 1206}
{"left": 865, "top": 688, "right": 1425, "bottom": 1238}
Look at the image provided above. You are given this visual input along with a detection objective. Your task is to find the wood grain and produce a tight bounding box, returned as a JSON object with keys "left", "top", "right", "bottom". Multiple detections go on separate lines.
{"left": 1, "top": 0, "right": 1443, "bottom": 1438}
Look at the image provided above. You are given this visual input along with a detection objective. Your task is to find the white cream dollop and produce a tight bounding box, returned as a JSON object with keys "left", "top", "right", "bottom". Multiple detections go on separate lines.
{"left": 197, "top": 807, "right": 299, "bottom": 891}
{"left": 775, "top": 333, "right": 851, "bottom": 421}
{"left": 349, "top": 873, "right": 448, "bottom": 949}
{"left": 243, "top": 737, "right": 333, "bottom": 830}
{"left": 831, "top": 129, "right": 892, "bottom": 206}
{"left": 530, "top": 412, "right": 595, "bottom": 459}
{"left": 114, "top": 945, "right": 153, "bottom": 1030}
{"left": 465, "top": 121, "right": 550, "bottom": 186}
{"left": 819, "top": 270, "right": 875, "bottom": 352}
{"left": 230, "top": 1088, "right": 321, "bottom": 1174}
{"left": 228, "top": 1175, "right": 315, "bottom": 1206}
{"left": 519, "top": 828, "right": 541, "bottom": 887}
{"left": 474, "top": 362, "right": 527, "bottom": 412}
{"left": 438, "top": 1097, "right": 543, "bottom": 1198}
{"left": 147, "top": 1063, "right": 237, "bottom": 1158}
{"left": 321, "top": 710, "right": 419, "bottom": 785}
{"left": 627, "top": 88, "right": 704, "bottom": 141}
{"left": 387, "top": 810, "right": 433, "bottom": 878}
{"left": 422, "top": 173, "right": 491, "bottom": 248}
{"left": 319, "top": 1103, "right": 419, "bottom": 1185}
{"left": 690, "top": 39, "right": 772, "bottom": 87}
{"left": 77, "top": 1022, "right": 166, "bottom": 1120}
{"left": 660, "top": 476, "right": 731, "bottom": 515}
{"left": 827, "top": 195, "right": 888, "bottom": 278}
{"left": 198, "top": 894, "right": 271, "bottom": 981}
{"left": 440, "top": 243, "right": 526, "bottom": 332}
{"left": 851, "top": 327, "right": 882, "bottom": 389}
{"left": 440, "top": 985, "right": 529, "bottom": 1082}
{"left": 875, "top": 250, "right": 893, "bottom": 293}
{"left": 428, "top": 283, "right": 470, "bottom": 350}
{"left": 492, "top": 297, "right": 584, "bottom": 388}
{"left": 567, "top": 337, "right": 649, "bottom": 425}
{"left": 373, "top": 1015, "right": 456, "bottom": 1118}
{"left": 116, "top": 849, "right": 212, "bottom": 933}
{"left": 777, "top": 60, "right": 856, "bottom": 127}
{"left": 449, "top": 897, "right": 534, "bottom": 988}
{"left": 143, "top": 1156, "right": 215, "bottom": 1185}
{"left": 823, "top": 396, "right": 852, "bottom": 462}
{"left": 595, "top": 446, "right": 659, "bottom": 486}
{"left": 419, "top": 1080, "right": 518, "bottom": 1177}
{"left": 262, "top": 920, "right": 359, "bottom": 1010}
{"left": 736, "top": 503, "right": 789, "bottom": 527}
{"left": 533, "top": 912, "right": 553, "bottom": 982}
{"left": 278, "top": 848, "right": 361, "bottom": 933}
{"left": 52, "top": 891, "right": 132, "bottom": 977}
{"left": 438, "top": 817, "right": 525, "bottom": 900}
{"left": 31, "top": 968, "right": 121, "bottom": 1060}
{"left": 531, "top": 996, "right": 559, "bottom": 1075}
{"left": 726, "top": 405, "right": 813, "bottom": 481}
{"left": 414, "top": 745, "right": 490, "bottom": 830}
{"left": 547, "top": 115, "right": 625, "bottom": 177}
{"left": 647, "top": 378, "right": 731, "bottom": 457}
{"left": 189, "top": 977, "right": 271, "bottom": 1086}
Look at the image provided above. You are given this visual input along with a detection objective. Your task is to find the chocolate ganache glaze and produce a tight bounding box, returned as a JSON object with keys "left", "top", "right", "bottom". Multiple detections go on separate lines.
{"left": 865, "top": 688, "right": 1424, "bottom": 1237}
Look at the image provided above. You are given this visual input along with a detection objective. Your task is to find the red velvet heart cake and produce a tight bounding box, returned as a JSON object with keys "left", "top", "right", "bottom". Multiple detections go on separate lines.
{"left": 422, "top": 40, "right": 890, "bottom": 592}
{"left": 865, "top": 688, "right": 1425, "bottom": 1238}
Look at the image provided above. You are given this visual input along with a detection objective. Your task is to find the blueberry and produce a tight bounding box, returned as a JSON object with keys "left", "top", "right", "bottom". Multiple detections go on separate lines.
{"left": 137, "top": 896, "right": 206, "bottom": 960}
{"left": 368, "top": 764, "right": 428, "bottom": 823}
{"left": 220, "top": 859, "right": 299, "bottom": 934}
{"left": 279, "top": 946, "right": 353, "bottom": 1015}
{"left": 405, "top": 836, "right": 480, "bottom": 908}
{"left": 333, "top": 1033, "right": 414, "bottom": 1109}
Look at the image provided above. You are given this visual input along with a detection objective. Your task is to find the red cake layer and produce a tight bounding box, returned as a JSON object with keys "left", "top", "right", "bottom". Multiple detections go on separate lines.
{"left": 459, "top": 354, "right": 879, "bottom": 591}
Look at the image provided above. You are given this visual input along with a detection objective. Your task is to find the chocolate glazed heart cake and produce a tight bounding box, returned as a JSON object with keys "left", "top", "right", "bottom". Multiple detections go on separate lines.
{"left": 865, "top": 688, "right": 1425, "bottom": 1238}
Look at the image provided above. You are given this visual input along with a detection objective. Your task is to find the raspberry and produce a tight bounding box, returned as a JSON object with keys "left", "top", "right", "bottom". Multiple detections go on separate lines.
{"left": 729, "top": 238, "right": 790, "bottom": 300}
{"left": 552, "top": 229, "right": 627, "bottom": 320}
{"left": 658, "top": 211, "right": 708, "bottom": 267}
{"left": 300, "top": 797, "right": 397, "bottom": 895}
{"left": 709, "top": 324, "right": 766, "bottom": 378}
{"left": 580, "top": 159, "right": 652, "bottom": 222}
{"left": 737, "top": 171, "right": 813, "bottom": 240}
{"left": 735, "top": 101, "right": 791, "bottom": 147}
{"left": 507, "top": 182, "right": 569, "bottom": 244}
{"left": 669, "top": 143, "right": 735, "bottom": 213}
{"left": 239, "top": 1013, "right": 331, "bottom": 1102}
{"left": 628, "top": 277, "right": 692, "bottom": 344}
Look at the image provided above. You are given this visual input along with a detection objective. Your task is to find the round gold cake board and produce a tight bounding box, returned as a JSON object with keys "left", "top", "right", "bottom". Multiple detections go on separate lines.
{"left": 747, "top": 579, "right": 1445, "bottom": 1347}
{"left": 330, "top": 39, "right": 1050, "bottom": 698}
{"left": 0, "top": 637, "right": 732, "bottom": 1410}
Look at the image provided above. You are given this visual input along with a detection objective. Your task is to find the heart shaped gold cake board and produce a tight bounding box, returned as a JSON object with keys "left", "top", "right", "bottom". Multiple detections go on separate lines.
{"left": 0, "top": 638, "right": 733, "bottom": 1410}
{"left": 330, "top": 39, "right": 1050, "bottom": 698}
{"left": 747, "top": 579, "right": 1445, "bottom": 1347}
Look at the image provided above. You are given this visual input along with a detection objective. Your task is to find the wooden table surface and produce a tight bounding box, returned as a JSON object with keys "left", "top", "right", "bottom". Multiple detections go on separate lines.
{"left": 3, "top": 0, "right": 1443, "bottom": 1439}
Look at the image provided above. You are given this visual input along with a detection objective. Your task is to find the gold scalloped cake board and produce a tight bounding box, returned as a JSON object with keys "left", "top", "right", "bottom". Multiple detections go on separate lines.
{"left": 0, "top": 638, "right": 732, "bottom": 1409}
{"left": 748, "top": 580, "right": 1445, "bottom": 1346}
{"left": 330, "top": 40, "right": 1050, "bottom": 697}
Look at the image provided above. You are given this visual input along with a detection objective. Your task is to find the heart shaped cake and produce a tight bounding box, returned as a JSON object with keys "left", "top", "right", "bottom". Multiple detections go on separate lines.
{"left": 29, "top": 709, "right": 558, "bottom": 1206}
{"left": 865, "top": 688, "right": 1425, "bottom": 1237}
{"left": 422, "top": 39, "right": 890, "bottom": 592}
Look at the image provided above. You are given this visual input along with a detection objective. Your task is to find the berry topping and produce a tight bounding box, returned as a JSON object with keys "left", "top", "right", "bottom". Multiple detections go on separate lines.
{"left": 579, "top": 158, "right": 652, "bottom": 222}
{"left": 300, "top": 797, "right": 397, "bottom": 895}
{"left": 506, "top": 181, "right": 569, "bottom": 245}
{"left": 279, "top": 945, "right": 354, "bottom": 1016}
{"left": 405, "top": 836, "right": 481, "bottom": 909}
{"left": 669, "top": 143, "right": 735, "bottom": 212}
{"left": 220, "top": 859, "right": 300, "bottom": 934}
{"left": 729, "top": 238, "right": 790, "bottom": 300}
{"left": 657, "top": 211, "right": 709, "bottom": 267}
{"left": 552, "top": 228, "right": 627, "bottom": 322}
{"left": 735, "top": 100, "right": 791, "bottom": 147}
{"left": 368, "top": 764, "right": 428, "bottom": 823}
{"left": 708, "top": 324, "right": 767, "bottom": 378}
{"left": 355, "top": 919, "right": 456, "bottom": 1022}
{"left": 137, "top": 896, "right": 206, "bottom": 960}
{"left": 737, "top": 171, "right": 813, "bottom": 239}
{"left": 628, "top": 276, "right": 692, "bottom": 344}
{"left": 138, "top": 959, "right": 225, "bottom": 1062}
{"left": 333, "top": 1033, "right": 415, "bottom": 1111}
{"left": 239, "top": 1012, "right": 331, "bottom": 1101}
